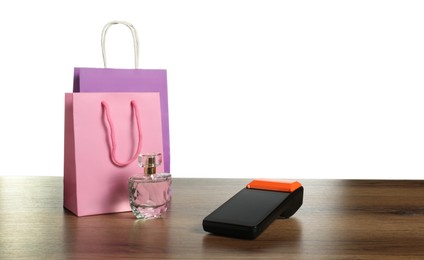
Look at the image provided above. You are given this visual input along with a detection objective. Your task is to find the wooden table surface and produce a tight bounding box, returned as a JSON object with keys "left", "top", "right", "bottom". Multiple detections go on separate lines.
{"left": 1, "top": 177, "right": 424, "bottom": 259}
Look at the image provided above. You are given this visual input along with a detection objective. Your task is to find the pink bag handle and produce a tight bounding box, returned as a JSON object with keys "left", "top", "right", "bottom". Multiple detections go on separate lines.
{"left": 101, "top": 100, "right": 142, "bottom": 167}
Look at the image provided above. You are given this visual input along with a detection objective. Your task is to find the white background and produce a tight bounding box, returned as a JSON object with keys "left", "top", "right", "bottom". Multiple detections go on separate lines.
{"left": 0, "top": 0, "right": 423, "bottom": 179}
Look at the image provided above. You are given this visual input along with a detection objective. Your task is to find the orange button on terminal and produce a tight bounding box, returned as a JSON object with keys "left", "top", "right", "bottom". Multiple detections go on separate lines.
{"left": 246, "top": 179, "right": 302, "bottom": 193}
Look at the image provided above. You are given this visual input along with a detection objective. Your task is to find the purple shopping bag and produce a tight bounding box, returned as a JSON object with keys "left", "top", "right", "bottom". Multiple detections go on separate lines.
{"left": 73, "top": 21, "right": 170, "bottom": 172}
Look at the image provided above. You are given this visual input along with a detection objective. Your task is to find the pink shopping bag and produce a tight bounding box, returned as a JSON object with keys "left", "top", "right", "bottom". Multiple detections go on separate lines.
{"left": 74, "top": 21, "right": 171, "bottom": 173}
{"left": 64, "top": 92, "right": 164, "bottom": 216}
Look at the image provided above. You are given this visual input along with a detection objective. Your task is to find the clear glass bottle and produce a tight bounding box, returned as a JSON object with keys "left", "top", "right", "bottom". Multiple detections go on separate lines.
{"left": 128, "top": 153, "right": 172, "bottom": 220}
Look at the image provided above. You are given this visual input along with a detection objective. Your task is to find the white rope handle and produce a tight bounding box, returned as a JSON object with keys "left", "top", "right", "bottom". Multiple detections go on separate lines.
{"left": 101, "top": 20, "right": 139, "bottom": 68}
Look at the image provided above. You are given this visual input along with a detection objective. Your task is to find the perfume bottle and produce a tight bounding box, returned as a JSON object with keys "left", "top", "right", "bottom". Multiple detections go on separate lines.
{"left": 128, "top": 153, "right": 172, "bottom": 219}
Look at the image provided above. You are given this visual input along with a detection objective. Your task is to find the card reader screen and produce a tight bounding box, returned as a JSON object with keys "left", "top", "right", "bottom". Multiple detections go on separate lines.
{"left": 204, "top": 188, "right": 290, "bottom": 227}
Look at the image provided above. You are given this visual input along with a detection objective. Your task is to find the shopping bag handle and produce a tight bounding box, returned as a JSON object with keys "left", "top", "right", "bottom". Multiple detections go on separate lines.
{"left": 101, "top": 20, "right": 140, "bottom": 69}
{"left": 101, "top": 100, "right": 142, "bottom": 167}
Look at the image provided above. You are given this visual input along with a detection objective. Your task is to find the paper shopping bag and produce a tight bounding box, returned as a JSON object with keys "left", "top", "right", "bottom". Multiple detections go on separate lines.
{"left": 64, "top": 92, "right": 164, "bottom": 216}
{"left": 73, "top": 21, "right": 170, "bottom": 173}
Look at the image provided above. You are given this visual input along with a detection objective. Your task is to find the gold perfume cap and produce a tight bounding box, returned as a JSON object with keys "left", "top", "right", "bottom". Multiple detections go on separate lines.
{"left": 138, "top": 153, "right": 162, "bottom": 175}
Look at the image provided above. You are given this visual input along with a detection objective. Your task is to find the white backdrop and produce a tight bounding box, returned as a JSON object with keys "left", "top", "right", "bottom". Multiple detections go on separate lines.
{"left": 0, "top": 0, "right": 423, "bottom": 179}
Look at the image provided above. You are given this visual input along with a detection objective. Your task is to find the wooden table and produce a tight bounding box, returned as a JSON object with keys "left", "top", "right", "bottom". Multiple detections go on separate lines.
{"left": 1, "top": 177, "right": 424, "bottom": 259}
